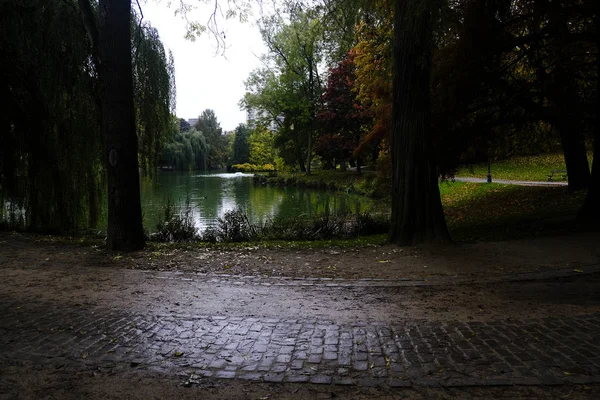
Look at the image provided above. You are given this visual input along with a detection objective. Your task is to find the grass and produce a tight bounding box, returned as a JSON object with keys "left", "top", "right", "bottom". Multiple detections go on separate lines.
{"left": 256, "top": 169, "right": 387, "bottom": 198}
{"left": 456, "top": 152, "right": 593, "bottom": 182}
{"left": 440, "top": 181, "right": 587, "bottom": 242}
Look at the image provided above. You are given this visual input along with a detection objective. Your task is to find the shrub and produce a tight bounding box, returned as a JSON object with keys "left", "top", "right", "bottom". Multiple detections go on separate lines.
{"left": 154, "top": 198, "right": 198, "bottom": 242}
{"left": 202, "top": 209, "right": 258, "bottom": 243}
{"left": 200, "top": 208, "right": 388, "bottom": 243}
{"left": 231, "top": 163, "right": 276, "bottom": 173}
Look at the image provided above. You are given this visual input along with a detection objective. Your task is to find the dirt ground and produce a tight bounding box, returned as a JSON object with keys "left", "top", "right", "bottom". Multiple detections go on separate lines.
{"left": 2, "top": 231, "right": 600, "bottom": 399}
{"left": 2, "top": 231, "right": 600, "bottom": 280}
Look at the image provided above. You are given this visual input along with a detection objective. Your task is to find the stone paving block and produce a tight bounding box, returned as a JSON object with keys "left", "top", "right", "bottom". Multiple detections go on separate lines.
{"left": 214, "top": 370, "right": 236, "bottom": 379}
{"left": 238, "top": 372, "right": 262, "bottom": 381}
{"left": 310, "top": 375, "right": 332, "bottom": 384}
{"left": 2, "top": 300, "right": 600, "bottom": 390}
{"left": 353, "top": 361, "right": 368, "bottom": 371}
{"left": 276, "top": 354, "right": 292, "bottom": 363}
{"left": 388, "top": 379, "right": 411, "bottom": 388}
{"left": 271, "top": 363, "right": 288, "bottom": 373}
{"left": 286, "top": 374, "right": 310, "bottom": 383}
{"left": 308, "top": 354, "right": 322, "bottom": 364}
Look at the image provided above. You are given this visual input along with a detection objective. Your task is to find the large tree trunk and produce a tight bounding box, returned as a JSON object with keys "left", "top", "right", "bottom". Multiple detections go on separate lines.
{"left": 577, "top": 7, "right": 600, "bottom": 225}
{"left": 557, "top": 121, "right": 591, "bottom": 191}
{"left": 98, "top": 0, "right": 145, "bottom": 250}
{"left": 389, "top": 0, "right": 451, "bottom": 245}
{"left": 578, "top": 128, "right": 599, "bottom": 225}
{"left": 548, "top": 4, "right": 591, "bottom": 191}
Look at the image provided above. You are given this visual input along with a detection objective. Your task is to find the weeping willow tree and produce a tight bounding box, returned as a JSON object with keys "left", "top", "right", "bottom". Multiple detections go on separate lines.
{"left": 0, "top": 0, "right": 174, "bottom": 233}
{"left": 0, "top": 0, "right": 103, "bottom": 232}
{"left": 134, "top": 22, "right": 176, "bottom": 175}
{"left": 160, "top": 121, "right": 209, "bottom": 171}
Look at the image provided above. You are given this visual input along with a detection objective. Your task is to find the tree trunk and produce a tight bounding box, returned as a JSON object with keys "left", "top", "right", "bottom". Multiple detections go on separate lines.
{"left": 558, "top": 121, "right": 591, "bottom": 191}
{"left": 548, "top": 4, "right": 591, "bottom": 191}
{"left": 389, "top": 0, "right": 451, "bottom": 245}
{"left": 305, "top": 129, "right": 312, "bottom": 175}
{"left": 98, "top": 0, "right": 145, "bottom": 250}
{"left": 577, "top": 7, "right": 600, "bottom": 225}
{"left": 577, "top": 128, "right": 599, "bottom": 225}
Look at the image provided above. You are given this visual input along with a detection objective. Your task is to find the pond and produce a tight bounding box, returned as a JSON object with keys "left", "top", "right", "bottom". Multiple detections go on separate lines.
{"left": 140, "top": 171, "right": 386, "bottom": 234}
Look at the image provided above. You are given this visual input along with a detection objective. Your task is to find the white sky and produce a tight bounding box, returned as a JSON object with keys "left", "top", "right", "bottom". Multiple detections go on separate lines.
{"left": 141, "top": 1, "right": 267, "bottom": 131}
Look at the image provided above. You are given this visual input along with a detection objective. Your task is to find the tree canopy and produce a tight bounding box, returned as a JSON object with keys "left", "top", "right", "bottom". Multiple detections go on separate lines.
{"left": 0, "top": 0, "right": 174, "bottom": 238}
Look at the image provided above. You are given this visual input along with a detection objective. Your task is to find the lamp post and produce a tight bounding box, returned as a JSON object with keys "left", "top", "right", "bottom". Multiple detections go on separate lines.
{"left": 487, "top": 161, "right": 492, "bottom": 183}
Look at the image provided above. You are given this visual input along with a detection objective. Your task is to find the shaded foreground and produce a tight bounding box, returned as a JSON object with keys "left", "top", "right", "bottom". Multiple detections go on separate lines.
{"left": 1, "top": 232, "right": 600, "bottom": 398}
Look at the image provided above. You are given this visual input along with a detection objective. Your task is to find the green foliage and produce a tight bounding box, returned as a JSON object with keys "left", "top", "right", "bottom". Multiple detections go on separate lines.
{"left": 200, "top": 208, "right": 389, "bottom": 243}
{"left": 243, "top": 6, "right": 326, "bottom": 171}
{"left": 203, "top": 209, "right": 258, "bottom": 243}
{"left": 0, "top": 0, "right": 104, "bottom": 232}
{"left": 261, "top": 170, "right": 385, "bottom": 198}
{"left": 248, "top": 125, "right": 276, "bottom": 166}
{"left": 159, "top": 122, "right": 208, "bottom": 171}
{"left": 231, "top": 124, "right": 250, "bottom": 165}
{"left": 194, "top": 109, "right": 229, "bottom": 169}
{"left": 155, "top": 198, "right": 198, "bottom": 242}
{"left": 0, "top": 1, "right": 174, "bottom": 233}
{"left": 133, "top": 23, "right": 176, "bottom": 175}
{"left": 231, "top": 163, "right": 275, "bottom": 172}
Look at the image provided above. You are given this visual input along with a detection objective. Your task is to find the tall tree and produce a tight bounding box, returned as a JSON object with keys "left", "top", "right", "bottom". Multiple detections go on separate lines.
{"left": 195, "top": 109, "right": 228, "bottom": 169}
{"left": 79, "top": 0, "right": 145, "bottom": 250}
{"left": 134, "top": 24, "right": 176, "bottom": 175}
{"left": 231, "top": 124, "right": 250, "bottom": 165}
{"left": 1, "top": 0, "right": 104, "bottom": 232}
{"left": 317, "top": 50, "right": 371, "bottom": 171}
{"left": 244, "top": 6, "right": 325, "bottom": 173}
{"left": 389, "top": 0, "right": 451, "bottom": 245}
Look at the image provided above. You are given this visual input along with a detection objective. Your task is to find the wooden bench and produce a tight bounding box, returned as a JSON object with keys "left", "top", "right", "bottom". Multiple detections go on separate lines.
{"left": 547, "top": 169, "right": 568, "bottom": 181}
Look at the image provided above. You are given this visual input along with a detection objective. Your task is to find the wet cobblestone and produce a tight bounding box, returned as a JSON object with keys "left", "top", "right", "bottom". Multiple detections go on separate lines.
{"left": 1, "top": 300, "right": 599, "bottom": 387}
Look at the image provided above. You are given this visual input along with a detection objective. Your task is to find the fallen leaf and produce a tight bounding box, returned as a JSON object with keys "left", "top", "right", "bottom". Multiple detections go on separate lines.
{"left": 574, "top": 269, "right": 584, "bottom": 273}
{"left": 378, "top": 260, "right": 391, "bottom": 263}
{"left": 174, "top": 351, "right": 184, "bottom": 357}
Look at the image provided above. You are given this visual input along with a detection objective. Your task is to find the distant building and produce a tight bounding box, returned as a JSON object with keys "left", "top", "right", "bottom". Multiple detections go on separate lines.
{"left": 187, "top": 118, "right": 199, "bottom": 127}
{"left": 246, "top": 107, "right": 283, "bottom": 131}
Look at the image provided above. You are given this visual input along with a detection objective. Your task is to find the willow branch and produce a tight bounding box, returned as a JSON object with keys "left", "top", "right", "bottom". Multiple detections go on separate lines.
{"left": 77, "top": 0, "right": 99, "bottom": 55}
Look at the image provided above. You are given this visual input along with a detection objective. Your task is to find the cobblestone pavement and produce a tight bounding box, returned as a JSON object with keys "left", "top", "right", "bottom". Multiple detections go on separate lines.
{"left": 1, "top": 296, "right": 599, "bottom": 388}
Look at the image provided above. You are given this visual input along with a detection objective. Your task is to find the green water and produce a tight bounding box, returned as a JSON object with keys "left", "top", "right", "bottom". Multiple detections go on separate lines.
{"left": 140, "top": 171, "right": 385, "bottom": 234}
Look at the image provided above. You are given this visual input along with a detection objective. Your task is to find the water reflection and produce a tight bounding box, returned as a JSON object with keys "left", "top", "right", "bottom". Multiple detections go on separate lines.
{"left": 140, "top": 171, "right": 385, "bottom": 233}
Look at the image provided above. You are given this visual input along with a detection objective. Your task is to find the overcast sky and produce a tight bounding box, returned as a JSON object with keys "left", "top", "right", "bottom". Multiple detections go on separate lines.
{"left": 141, "top": 1, "right": 267, "bottom": 131}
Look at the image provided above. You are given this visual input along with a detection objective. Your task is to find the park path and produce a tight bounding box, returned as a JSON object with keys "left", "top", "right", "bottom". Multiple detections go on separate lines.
{"left": 1, "top": 264, "right": 600, "bottom": 390}
{"left": 453, "top": 177, "right": 568, "bottom": 186}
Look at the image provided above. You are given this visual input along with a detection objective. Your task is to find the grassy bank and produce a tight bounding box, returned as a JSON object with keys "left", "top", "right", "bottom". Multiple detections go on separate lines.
{"left": 456, "top": 152, "right": 593, "bottom": 182}
{"left": 441, "top": 182, "right": 586, "bottom": 242}
{"left": 254, "top": 170, "right": 387, "bottom": 198}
